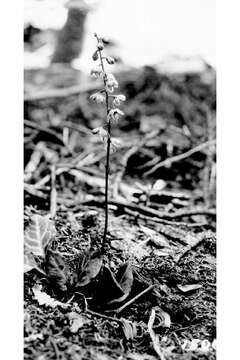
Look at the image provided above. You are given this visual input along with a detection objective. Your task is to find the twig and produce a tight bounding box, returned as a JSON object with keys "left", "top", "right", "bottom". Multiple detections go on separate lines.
{"left": 50, "top": 164, "right": 57, "bottom": 219}
{"left": 24, "top": 119, "right": 64, "bottom": 145}
{"left": 86, "top": 309, "right": 122, "bottom": 324}
{"left": 114, "top": 284, "right": 155, "bottom": 314}
{"left": 148, "top": 309, "right": 165, "bottom": 360}
{"left": 174, "top": 232, "right": 206, "bottom": 263}
{"left": 50, "top": 338, "right": 60, "bottom": 360}
{"left": 24, "top": 82, "right": 101, "bottom": 102}
{"left": 144, "top": 139, "right": 216, "bottom": 176}
{"left": 113, "top": 130, "right": 159, "bottom": 199}
{"left": 24, "top": 184, "right": 48, "bottom": 199}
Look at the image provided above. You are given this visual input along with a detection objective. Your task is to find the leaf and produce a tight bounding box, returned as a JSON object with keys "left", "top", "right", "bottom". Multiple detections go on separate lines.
{"left": 140, "top": 225, "right": 170, "bottom": 248}
{"left": 120, "top": 318, "right": 137, "bottom": 340}
{"left": 68, "top": 312, "right": 90, "bottom": 333}
{"left": 157, "top": 308, "right": 171, "bottom": 328}
{"left": 24, "top": 252, "right": 45, "bottom": 275}
{"left": 45, "top": 250, "right": 68, "bottom": 292}
{"left": 148, "top": 309, "right": 165, "bottom": 360}
{"left": 76, "top": 251, "right": 103, "bottom": 287}
{"left": 94, "top": 265, "right": 125, "bottom": 305}
{"left": 24, "top": 214, "right": 56, "bottom": 258}
{"left": 177, "top": 284, "right": 202, "bottom": 293}
{"left": 32, "top": 286, "right": 69, "bottom": 309}
{"left": 107, "top": 262, "right": 133, "bottom": 305}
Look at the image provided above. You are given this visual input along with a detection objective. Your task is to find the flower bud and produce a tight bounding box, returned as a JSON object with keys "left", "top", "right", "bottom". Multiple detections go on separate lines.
{"left": 107, "top": 108, "right": 124, "bottom": 123}
{"left": 92, "top": 127, "right": 108, "bottom": 143}
{"left": 106, "top": 56, "right": 115, "bottom": 65}
{"left": 90, "top": 92, "right": 105, "bottom": 104}
{"left": 97, "top": 40, "right": 104, "bottom": 50}
{"left": 106, "top": 74, "right": 118, "bottom": 92}
{"left": 92, "top": 50, "right": 99, "bottom": 61}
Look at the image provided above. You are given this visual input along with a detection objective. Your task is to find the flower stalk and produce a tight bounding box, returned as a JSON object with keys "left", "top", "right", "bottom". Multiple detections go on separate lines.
{"left": 90, "top": 33, "right": 125, "bottom": 252}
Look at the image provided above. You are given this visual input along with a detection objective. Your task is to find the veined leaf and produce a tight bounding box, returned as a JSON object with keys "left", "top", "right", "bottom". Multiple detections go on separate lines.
{"left": 24, "top": 214, "right": 56, "bottom": 258}
{"left": 76, "top": 251, "right": 103, "bottom": 287}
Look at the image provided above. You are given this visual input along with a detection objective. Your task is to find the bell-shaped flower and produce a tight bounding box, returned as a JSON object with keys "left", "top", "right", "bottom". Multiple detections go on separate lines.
{"left": 90, "top": 67, "right": 103, "bottom": 78}
{"left": 107, "top": 108, "right": 124, "bottom": 123}
{"left": 106, "top": 74, "right": 118, "bottom": 92}
{"left": 113, "top": 94, "right": 126, "bottom": 106}
{"left": 92, "top": 127, "right": 108, "bottom": 143}
{"left": 90, "top": 92, "right": 105, "bottom": 104}
{"left": 106, "top": 56, "right": 115, "bottom": 65}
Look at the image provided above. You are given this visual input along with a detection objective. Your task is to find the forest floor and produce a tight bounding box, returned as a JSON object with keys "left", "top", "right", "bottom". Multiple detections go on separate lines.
{"left": 24, "top": 63, "right": 216, "bottom": 360}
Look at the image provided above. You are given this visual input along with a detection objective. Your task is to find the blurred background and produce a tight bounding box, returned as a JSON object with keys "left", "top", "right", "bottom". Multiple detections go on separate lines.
{"left": 24, "top": 0, "right": 215, "bottom": 71}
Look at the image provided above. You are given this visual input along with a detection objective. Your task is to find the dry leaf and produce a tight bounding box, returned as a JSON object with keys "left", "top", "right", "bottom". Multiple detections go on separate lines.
{"left": 120, "top": 318, "right": 137, "bottom": 340}
{"left": 32, "top": 286, "right": 69, "bottom": 309}
{"left": 45, "top": 250, "right": 68, "bottom": 292}
{"left": 148, "top": 309, "right": 166, "bottom": 360}
{"left": 68, "top": 312, "right": 90, "bottom": 333}
{"left": 76, "top": 251, "right": 103, "bottom": 287}
{"left": 157, "top": 308, "right": 171, "bottom": 328}
{"left": 177, "top": 284, "right": 202, "bottom": 293}
{"left": 24, "top": 214, "right": 56, "bottom": 257}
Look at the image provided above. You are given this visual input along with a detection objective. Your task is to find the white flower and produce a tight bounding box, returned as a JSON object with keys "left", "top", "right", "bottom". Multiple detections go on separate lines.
{"left": 92, "top": 127, "right": 108, "bottom": 143}
{"left": 107, "top": 108, "right": 124, "bottom": 123}
{"left": 90, "top": 92, "right": 105, "bottom": 104}
{"left": 106, "top": 73, "right": 118, "bottom": 92}
{"left": 110, "top": 137, "right": 122, "bottom": 153}
{"left": 90, "top": 67, "right": 103, "bottom": 78}
{"left": 113, "top": 94, "right": 126, "bottom": 106}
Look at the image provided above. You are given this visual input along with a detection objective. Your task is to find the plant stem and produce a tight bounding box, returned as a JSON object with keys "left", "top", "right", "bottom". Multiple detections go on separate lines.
{"left": 97, "top": 39, "right": 111, "bottom": 252}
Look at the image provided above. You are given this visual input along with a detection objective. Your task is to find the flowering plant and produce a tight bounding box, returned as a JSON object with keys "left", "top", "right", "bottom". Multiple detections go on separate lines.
{"left": 90, "top": 33, "right": 126, "bottom": 251}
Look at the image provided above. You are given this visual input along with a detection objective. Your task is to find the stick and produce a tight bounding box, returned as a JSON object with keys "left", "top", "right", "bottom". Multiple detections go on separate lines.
{"left": 174, "top": 232, "right": 206, "bottom": 263}
{"left": 114, "top": 284, "right": 155, "bottom": 314}
{"left": 24, "top": 82, "right": 101, "bottom": 102}
{"left": 24, "top": 119, "right": 64, "bottom": 145}
{"left": 144, "top": 139, "right": 216, "bottom": 176}
{"left": 50, "top": 164, "right": 57, "bottom": 219}
{"left": 113, "top": 130, "right": 159, "bottom": 199}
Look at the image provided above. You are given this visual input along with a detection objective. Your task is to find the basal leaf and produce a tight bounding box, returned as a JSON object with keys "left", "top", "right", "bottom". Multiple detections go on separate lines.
{"left": 76, "top": 251, "right": 103, "bottom": 287}
{"left": 24, "top": 214, "right": 56, "bottom": 258}
{"left": 107, "top": 262, "right": 133, "bottom": 305}
{"left": 45, "top": 250, "right": 68, "bottom": 292}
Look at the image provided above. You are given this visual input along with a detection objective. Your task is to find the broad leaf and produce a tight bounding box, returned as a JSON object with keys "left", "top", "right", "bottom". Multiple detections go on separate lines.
{"left": 45, "top": 250, "right": 68, "bottom": 292}
{"left": 107, "top": 262, "right": 133, "bottom": 305}
{"left": 24, "top": 252, "right": 45, "bottom": 275}
{"left": 76, "top": 251, "right": 103, "bottom": 287}
{"left": 24, "top": 214, "right": 56, "bottom": 258}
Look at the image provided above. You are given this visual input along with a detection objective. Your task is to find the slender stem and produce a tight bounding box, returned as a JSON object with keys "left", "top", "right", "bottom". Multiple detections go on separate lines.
{"left": 96, "top": 36, "right": 111, "bottom": 252}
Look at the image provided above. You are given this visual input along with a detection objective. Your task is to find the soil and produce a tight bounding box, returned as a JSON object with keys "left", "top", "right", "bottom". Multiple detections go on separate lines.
{"left": 24, "top": 63, "right": 216, "bottom": 360}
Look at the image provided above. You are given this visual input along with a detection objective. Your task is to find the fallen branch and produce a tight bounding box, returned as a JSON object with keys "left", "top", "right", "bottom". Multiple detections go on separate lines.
{"left": 24, "top": 82, "right": 101, "bottom": 102}
{"left": 50, "top": 164, "right": 57, "bottom": 219}
{"left": 24, "top": 119, "right": 64, "bottom": 146}
{"left": 144, "top": 139, "right": 216, "bottom": 176}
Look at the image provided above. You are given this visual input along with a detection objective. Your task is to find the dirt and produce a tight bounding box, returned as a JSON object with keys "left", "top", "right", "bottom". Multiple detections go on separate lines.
{"left": 24, "top": 63, "right": 216, "bottom": 360}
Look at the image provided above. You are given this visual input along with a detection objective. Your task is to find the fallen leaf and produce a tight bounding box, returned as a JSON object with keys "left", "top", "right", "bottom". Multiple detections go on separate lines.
{"left": 177, "top": 284, "right": 202, "bottom": 293}
{"left": 24, "top": 214, "right": 56, "bottom": 258}
{"left": 148, "top": 309, "right": 165, "bottom": 360}
{"left": 68, "top": 312, "right": 90, "bottom": 333}
{"left": 120, "top": 318, "right": 137, "bottom": 340}
{"left": 76, "top": 251, "right": 103, "bottom": 287}
{"left": 140, "top": 225, "right": 170, "bottom": 248}
{"left": 157, "top": 308, "right": 171, "bottom": 328}
{"left": 32, "top": 286, "right": 69, "bottom": 309}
